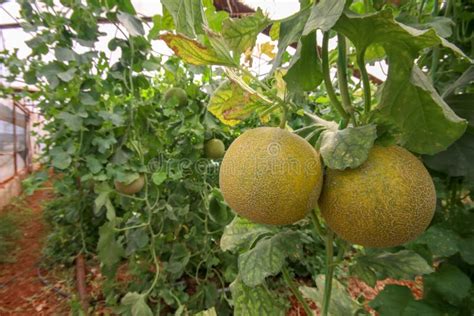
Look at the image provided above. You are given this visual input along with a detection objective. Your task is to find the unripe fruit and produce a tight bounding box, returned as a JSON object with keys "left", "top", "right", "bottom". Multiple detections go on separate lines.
{"left": 163, "top": 87, "right": 187, "bottom": 107}
{"left": 319, "top": 145, "right": 436, "bottom": 248}
{"left": 114, "top": 175, "right": 145, "bottom": 195}
{"left": 205, "top": 138, "right": 226, "bottom": 159}
{"left": 219, "top": 127, "right": 324, "bottom": 225}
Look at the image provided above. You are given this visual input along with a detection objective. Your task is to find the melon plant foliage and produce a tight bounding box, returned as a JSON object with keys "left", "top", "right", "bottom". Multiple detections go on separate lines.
{"left": 0, "top": 0, "right": 473, "bottom": 315}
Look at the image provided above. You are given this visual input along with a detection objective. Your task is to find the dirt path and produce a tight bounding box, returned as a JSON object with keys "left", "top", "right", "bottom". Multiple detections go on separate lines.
{"left": 0, "top": 187, "right": 68, "bottom": 315}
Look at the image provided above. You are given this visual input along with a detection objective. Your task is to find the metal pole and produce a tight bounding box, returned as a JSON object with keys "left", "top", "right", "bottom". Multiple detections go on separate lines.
{"left": 12, "top": 101, "right": 17, "bottom": 176}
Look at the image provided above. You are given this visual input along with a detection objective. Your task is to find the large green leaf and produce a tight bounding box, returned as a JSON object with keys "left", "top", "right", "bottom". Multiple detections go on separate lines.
{"left": 317, "top": 124, "right": 377, "bottom": 170}
{"left": 121, "top": 292, "right": 153, "bottom": 316}
{"left": 374, "top": 64, "right": 467, "bottom": 154}
{"left": 160, "top": 33, "right": 237, "bottom": 67}
{"left": 238, "top": 231, "right": 302, "bottom": 287}
{"left": 334, "top": 11, "right": 465, "bottom": 56}
{"left": 369, "top": 285, "right": 442, "bottom": 316}
{"left": 272, "top": 8, "right": 311, "bottom": 70}
{"left": 220, "top": 216, "right": 276, "bottom": 253}
{"left": 161, "top": 0, "right": 204, "bottom": 38}
{"left": 334, "top": 10, "right": 468, "bottom": 154}
{"left": 97, "top": 222, "right": 124, "bottom": 269}
{"left": 300, "top": 275, "right": 361, "bottom": 315}
{"left": 54, "top": 47, "right": 76, "bottom": 62}
{"left": 50, "top": 148, "right": 72, "bottom": 170}
{"left": 230, "top": 278, "right": 286, "bottom": 316}
{"left": 283, "top": 31, "right": 323, "bottom": 92}
{"left": 166, "top": 243, "right": 191, "bottom": 277}
{"left": 57, "top": 111, "right": 82, "bottom": 131}
{"left": 208, "top": 80, "right": 271, "bottom": 126}
{"left": 424, "top": 93, "right": 474, "bottom": 181}
{"left": 415, "top": 225, "right": 461, "bottom": 257}
{"left": 222, "top": 9, "right": 271, "bottom": 55}
{"left": 350, "top": 250, "right": 434, "bottom": 287}
{"left": 302, "top": 0, "right": 346, "bottom": 35}
{"left": 424, "top": 264, "right": 472, "bottom": 306}
{"left": 94, "top": 182, "right": 115, "bottom": 220}
{"left": 117, "top": 11, "right": 144, "bottom": 36}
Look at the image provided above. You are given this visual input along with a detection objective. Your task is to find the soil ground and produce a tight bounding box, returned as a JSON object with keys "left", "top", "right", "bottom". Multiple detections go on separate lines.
{"left": 0, "top": 183, "right": 424, "bottom": 316}
{"left": 0, "top": 186, "right": 69, "bottom": 315}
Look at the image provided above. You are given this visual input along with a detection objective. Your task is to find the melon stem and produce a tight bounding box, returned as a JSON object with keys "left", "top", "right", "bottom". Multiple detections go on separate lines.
{"left": 279, "top": 107, "right": 287, "bottom": 129}
{"left": 321, "top": 229, "right": 335, "bottom": 316}
{"left": 282, "top": 266, "right": 313, "bottom": 316}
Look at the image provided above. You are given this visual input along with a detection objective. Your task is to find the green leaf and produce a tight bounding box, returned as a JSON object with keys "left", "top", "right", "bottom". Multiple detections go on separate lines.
{"left": 220, "top": 216, "right": 276, "bottom": 252}
{"left": 86, "top": 156, "right": 102, "bottom": 174}
{"left": 374, "top": 64, "right": 467, "bottom": 155}
{"left": 239, "top": 231, "right": 302, "bottom": 287}
{"left": 94, "top": 183, "right": 115, "bottom": 220}
{"left": 205, "top": 29, "right": 239, "bottom": 66}
{"left": 54, "top": 47, "right": 76, "bottom": 61}
{"left": 126, "top": 228, "right": 149, "bottom": 255}
{"left": 369, "top": 285, "right": 442, "bottom": 316}
{"left": 121, "top": 292, "right": 153, "bottom": 316}
{"left": 167, "top": 243, "right": 191, "bottom": 276}
{"left": 423, "top": 92, "right": 474, "bottom": 181}
{"left": 151, "top": 170, "right": 167, "bottom": 185}
{"left": 350, "top": 250, "right": 434, "bottom": 287}
{"left": 161, "top": 0, "right": 204, "bottom": 38}
{"left": 349, "top": 262, "right": 377, "bottom": 287}
{"left": 284, "top": 31, "right": 323, "bottom": 92}
{"left": 334, "top": 10, "right": 468, "bottom": 154}
{"left": 92, "top": 135, "right": 117, "bottom": 154}
{"left": 160, "top": 33, "right": 238, "bottom": 67}
{"left": 208, "top": 80, "right": 271, "bottom": 126}
{"left": 195, "top": 307, "right": 217, "bottom": 316}
{"left": 98, "top": 111, "right": 124, "bottom": 126}
{"left": 57, "top": 111, "right": 82, "bottom": 131}
{"left": 117, "top": 11, "right": 144, "bottom": 36}
{"left": 424, "top": 264, "right": 472, "bottom": 306}
{"left": 221, "top": 9, "right": 271, "bottom": 54}
{"left": 148, "top": 13, "right": 174, "bottom": 39}
{"left": 302, "top": 0, "right": 346, "bottom": 35}
{"left": 459, "top": 236, "right": 474, "bottom": 264}
{"left": 269, "top": 22, "right": 280, "bottom": 40}
{"left": 441, "top": 66, "right": 474, "bottom": 98}
{"left": 401, "top": 16, "right": 454, "bottom": 38}
{"left": 204, "top": 4, "right": 229, "bottom": 32}
{"left": 415, "top": 225, "right": 461, "bottom": 257}
{"left": 317, "top": 124, "right": 377, "bottom": 170}
{"left": 50, "top": 150, "right": 72, "bottom": 170}
{"left": 57, "top": 68, "right": 76, "bottom": 82}
{"left": 273, "top": 8, "right": 311, "bottom": 69}
{"left": 98, "top": 222, "right": 124, "bottom": 268}
{"left": 300, "top": 275, "right": 360, "bottom": 315}
{"left": 230, "top": 278, "right": 286, "bottom": 316}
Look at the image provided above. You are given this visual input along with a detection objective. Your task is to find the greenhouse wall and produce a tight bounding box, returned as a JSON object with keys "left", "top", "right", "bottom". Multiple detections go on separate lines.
{"left": 0, "top": 96, "right": 42, "bottom": 209}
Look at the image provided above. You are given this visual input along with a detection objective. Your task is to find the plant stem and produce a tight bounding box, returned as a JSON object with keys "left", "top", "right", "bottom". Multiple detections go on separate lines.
{"left": 279, "top": 107, "right": 287, "bottom": 128}
{"left": 282, "top": 266, "right": 313, "bottom": 316}
{"left": 310, "top": 207, "right": 325, "bottom": 238}
{"left": 322, "top": 32, "right": 350, "bottom": 124}
{"left": 321, "top": 230, "right": 335, "bottom": 316}
{"left": 336, "top": 33, "right": 357, "bottom": 126}
{"left": 356, "top": 47, "right": 371, "bottom": 114}
{"left": 431, "top": 0, "right": 440, "bottom": 82}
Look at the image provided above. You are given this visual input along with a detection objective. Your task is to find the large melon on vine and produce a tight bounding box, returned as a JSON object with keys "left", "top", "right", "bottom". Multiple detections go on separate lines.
{"left": 319, "top": 145, "right": 436, "bottom": 248}
{"left": 219, "top": 127, "right": 323, "bottom": 225}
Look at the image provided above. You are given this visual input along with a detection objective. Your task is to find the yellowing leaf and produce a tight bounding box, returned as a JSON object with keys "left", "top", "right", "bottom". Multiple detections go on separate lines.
{"left": 208, "top": 80, "right": 272, "bottom": 126}
{"left": 259, "top": 42, "right": 276, "bottom": 59}
{"left": 160, "top": 33, "right": 237, "bottom": 66}
{"left": 274, "top": 69, "right": 287, "bottom": 99}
